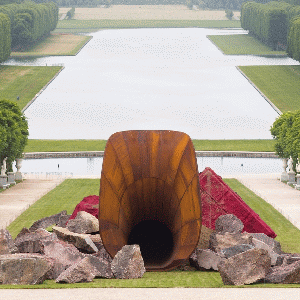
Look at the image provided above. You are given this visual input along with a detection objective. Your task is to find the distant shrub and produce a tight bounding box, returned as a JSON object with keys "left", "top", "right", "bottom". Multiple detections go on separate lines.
{"left": 225, "top": 9, "right": 233, "bottom": 19}
{"left": 66, "top": 6, "right": 75, "bottom": 19}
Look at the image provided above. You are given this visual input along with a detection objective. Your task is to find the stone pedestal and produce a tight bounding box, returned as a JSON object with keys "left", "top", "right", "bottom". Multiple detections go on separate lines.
{"left": 15, "top": 159, "right": 23, "bottom": 181}
{"left": 7, "top": 172, "right": 16, "bottom": 185}
{"left": 288, "top": 171, "right": 296, "bottom": 185}
{"left": 281, "top": 158, "right": 289, "bottom": 182}
{"left": 0, "top": 175, "right": 9, "bottom": 189}
{"left": 296, "top": 174, "right": 300, "bottom": 190}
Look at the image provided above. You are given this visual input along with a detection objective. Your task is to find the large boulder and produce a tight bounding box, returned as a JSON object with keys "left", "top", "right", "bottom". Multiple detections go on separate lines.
{"left": 197, "top": 225, "right": 214, "bottom": 249}
{"left": 250, "top": 233, "right": 282, "bottom": 254}
{"left": 14, "top": 229, "right": 57, "bottom": 254}
{"left": 218, "top": 248, "right": 271, "bottom": 285}
{"left": 0, "top": 253, "right": 51, "bottom": 285}
{"left": 220, "top": 244, "right": 254, "bottom": 259}
{"left": 52, "top": 226, "right": 98, "bottom": 253}
{"left": 111, "top": 245, "right": 145, "bottom": 279}
{"left": 42, "top": 239, "right": 85, "bottom": 279}
{"left": 92, "top": 247, "right": 113, "bottom": 263}
{"left": 251, "top": 237, "right": 279, "bottom": 266}
{"left": 67, "top": 211, "right": 99, "bottom": 234}
{"left": 29, "top": 211, "right": 70, "bottom": 231}
{"left": 215, "top": 214, "right": 244, "bottom": 234}
{"left": 0, "top": 229, "right": 18, "bottom": 254}
{"left": 189, "top": 248, "right": 223, "bottom": 270}
{"left": 265, "top": 260, "right": 300, "bottom": 283}
{"left": 209, "top": 232, "right": 253, "bottom": 253}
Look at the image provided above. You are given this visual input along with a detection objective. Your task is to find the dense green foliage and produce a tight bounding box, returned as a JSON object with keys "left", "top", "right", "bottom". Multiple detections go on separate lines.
{"left": 287, "top": 15, "right": 300, "bottom": 61}
{"left": 0, "top": 12, "right": 11, "bottom": 62}
{"left": 54, "top": 0, "right": 99, "bottom": 7}
{"left": 0, "top": 1, "right": 58, "bottom": 48}
{"left": 241, "top": 1, "right": 289, "bottom": 49}
{"left": 270, "top": 110, "right": 300, "bottom": 168}
{"left": 0, "top": 99, "right": 28, "bottom": 172}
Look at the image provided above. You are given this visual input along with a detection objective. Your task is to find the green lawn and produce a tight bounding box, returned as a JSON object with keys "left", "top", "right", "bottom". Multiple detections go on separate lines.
{"left": 239, "top": 65, "right": 300, "bottom": 113}
{"left": 4, "top": 178, "right": 300, "bottom": 288}
{"left": 0, "top": 65, "right": 63, "bottom": 111}
{"left": 24, "top": 139, "right": 275, "bottom": 153}
{"left": 207, "top": 34, "right": 286, "bottom": 56}
{"left": 54, "top": 19, "right": 241, "bottom": 33}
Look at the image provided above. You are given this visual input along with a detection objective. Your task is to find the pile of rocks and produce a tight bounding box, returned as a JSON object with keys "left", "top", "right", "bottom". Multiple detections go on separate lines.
{"left": 189, "top": 214, "right": 300, "bottom": 285}
{"left": 0, "top": 211, "right": 145, "bottom": 285}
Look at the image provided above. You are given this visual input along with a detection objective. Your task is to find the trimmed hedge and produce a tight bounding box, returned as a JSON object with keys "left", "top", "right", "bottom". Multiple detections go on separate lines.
{"left": 0, "top": 12, "right": 10, "bottom": 63}
{"left": 287, "top": 16, "right": 300, "bottom": 61}
{"left": 241, "top": 1, "right": 289, "bottom": 49}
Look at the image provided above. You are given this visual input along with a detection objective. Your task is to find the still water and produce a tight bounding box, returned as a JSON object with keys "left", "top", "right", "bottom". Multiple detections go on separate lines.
{"left": 18, "top": 156, "right": 282, "bottom": 177}
{"left": 4, "top": 28, "right": 300, "bottom": 140}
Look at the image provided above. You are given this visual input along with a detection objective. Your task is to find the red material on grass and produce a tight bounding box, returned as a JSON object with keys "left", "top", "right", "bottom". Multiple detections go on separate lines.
{"left": 199, "top": 167, "right": 276, "bottom": 238}
{"left": 68, "top": 195, "right": 99, "bottom": 220}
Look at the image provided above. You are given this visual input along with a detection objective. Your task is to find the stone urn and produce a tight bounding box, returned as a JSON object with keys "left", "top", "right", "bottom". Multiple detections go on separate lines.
{"left": 15, "top": 158, "right": 23, "bottom": 181}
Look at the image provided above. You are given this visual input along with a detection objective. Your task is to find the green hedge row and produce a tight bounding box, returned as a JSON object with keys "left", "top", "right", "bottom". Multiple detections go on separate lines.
{"left": 287, "top": 16, "right": 300, "bottom": 61}
{"left": 241, "top": 1, "right": 289, "bottom": 49}
{"left": 0, "top": 12, "right": 10, "bottom": 63}
{"left": 0, "top": 1, "right": 58, "bottom": 48}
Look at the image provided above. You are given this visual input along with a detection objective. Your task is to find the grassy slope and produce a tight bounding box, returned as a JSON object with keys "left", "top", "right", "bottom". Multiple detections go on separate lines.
{"left": 207, "top": 34, "right": 286, "bottom": 56}
{"left": 24, "top": 139, "right": 276, "bottom": 152}
{"left": 10, "top": 34, "right": 92, "bottom": 57}
{"left": 4, "top": 178, "right": 300, "bottom": 288}
{"left": 239, "top": 65, "right": 300, "bottom": 113}
{"left": 0, "top": 66, "right": 62, "bottom": 111}
{"left": 54, "top": 19, "right": 241, "bottom": 33}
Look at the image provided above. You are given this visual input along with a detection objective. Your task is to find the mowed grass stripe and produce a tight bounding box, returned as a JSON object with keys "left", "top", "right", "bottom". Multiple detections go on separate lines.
{"left": 4, "top": 178, "right": 300, "bottom": 288}
{"left": 55, "top": 19, "right": 241, "bottom": 32}
{"left": 0, "top": 65, "right": 63, "bottom": 111}
{"left": 208, "top": 34, "right": 286, "bottom": 56}
{"left": 10, "top": 34, "right": 92, "bottom": 57}
{"left": 239, "top": 65, "right": 300, "bottom": 113}
{"left": 24, "top": 139, "right": 275, "bottom": 153}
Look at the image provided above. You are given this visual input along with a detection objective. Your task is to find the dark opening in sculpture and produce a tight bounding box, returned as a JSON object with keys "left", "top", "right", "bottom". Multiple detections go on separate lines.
{"left": 99, "top": 130, "right": 201, "bottom": 271}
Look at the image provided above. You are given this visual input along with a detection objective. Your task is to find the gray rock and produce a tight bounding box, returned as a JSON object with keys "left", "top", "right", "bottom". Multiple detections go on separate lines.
{"left": 0, "top": 253, "right": 51, "bottom": 285}
{"left": 251, "top": 238, "right": 279, "bottom": 266}
{"left": 84, "top": 255, "right": 113, "bottom": 278}
{"left": 42, "top": 239, "right": 85, "bottom": 279}
{"left": 67, "top": 211, "right": 99, "bottom": 234}
{"left": 275, "top": 253, "right": 300, "bottom": 266}
{"left": 29, "top": 211, "right": 69, "bottom": 231}
{"left": 250, "top": 233, "right": 282, "bottom": 254}
{"left": 111, "top": 245, "right": 146, "bottom": 279}
{"left": 88, "top": 234, "right": 103, "bottom": 251}
{"left": 15, "top": 227, "right": 30, "bottom": 240}
{"left": 14, "top": 229, "right": 57, "bottom": 254}
{"left": 218, "top": 248, "right": 271, "bottom": 285}
{"left": 209, "top": 232, "right": 253, "bottom": 253}
{"left": 215, "top": 214, "right": 244, "bottom": 234}
{"left": 52, "top": 226, "right": 98, "bottom": 253}
{"left": 266, "top": 260, "right": 300, "bottom": 283}
{"left": 92, "top": 247, "right": 112, "bottom": 263}
{"left": 0, "top": 229, "right": 18, "bottom": 254}
{"left": 220, "top": 244, "right": 255, "bottom": 259}
{"left": 189, "top": 248, "right": 223, "bottom": 270}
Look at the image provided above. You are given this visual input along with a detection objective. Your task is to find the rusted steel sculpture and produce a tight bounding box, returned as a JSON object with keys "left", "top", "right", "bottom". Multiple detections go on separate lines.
{"left": 99, "top": 130, "right": 201, "bottom": 271}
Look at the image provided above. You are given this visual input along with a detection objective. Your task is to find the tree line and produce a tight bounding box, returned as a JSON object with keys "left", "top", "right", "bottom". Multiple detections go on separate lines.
{"left": 241, "top": 1, "right": 300, "bottom": 61}
{"left": 0, "top": 99, "right": 28, "bottom": 173}
{"left": 0, "top": 1, "right": 58, "bottom": 62}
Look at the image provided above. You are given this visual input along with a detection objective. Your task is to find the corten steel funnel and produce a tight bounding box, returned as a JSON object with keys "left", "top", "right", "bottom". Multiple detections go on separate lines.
{"left": 99, "top": 130, "right": 201, "bottom": 271}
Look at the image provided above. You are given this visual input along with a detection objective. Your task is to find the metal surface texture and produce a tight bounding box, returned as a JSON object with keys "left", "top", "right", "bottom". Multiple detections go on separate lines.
{"left": 99, "top": 130, "right": 201, "bottom": 271}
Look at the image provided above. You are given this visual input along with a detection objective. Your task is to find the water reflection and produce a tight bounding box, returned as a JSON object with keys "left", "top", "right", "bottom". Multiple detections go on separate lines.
{"left": 3, "top": 28, "right": 299, "bottom": 140}
{"left": 18, "top": 156, "right": 282, "bottom": 177}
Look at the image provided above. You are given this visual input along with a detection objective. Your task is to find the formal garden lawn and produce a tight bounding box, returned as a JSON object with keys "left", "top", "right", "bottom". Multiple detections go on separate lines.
{"left": 239, "top": 65, "right": 300, "bottom": 112}
{"left": 207, "top": 34, "right": 286, "bottom": 56}
{"left": 0, "top": 65, "right": 63, "bottom": 111}
{"left": 54, "top": 19, "right": 241, "bottom": 33}
{"left": 3, "top": 178, "right": 300, "bottom": 288}
{"left": 24, "top": 139, "right": 275, "bottom": 152}
{"left": 10, "top": 34, "right": 92, "bottom": 57}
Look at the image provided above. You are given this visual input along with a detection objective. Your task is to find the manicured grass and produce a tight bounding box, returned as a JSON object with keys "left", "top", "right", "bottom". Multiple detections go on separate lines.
{"left": 54, "top": 19, "right": 241, "bottom": 33}
{"left": 24, "top": 139, "right": 275, "bottom": 153}
{"left": 3, "top": 178, "right": 300, "bottom": 288}
{"left": 239, "top": 65, "right": 300, "bottom": 113}
{"left": 10, "top": 34, "right": 92, "bottom": 57}
{"left": 207, "top": 34, "right": 286, "bottom": 56}
{"left": 0, "top": 65, "right": 63, "bottom": 111}
{"left": 7, "top": 179, "right": 100, "bottom": 239}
